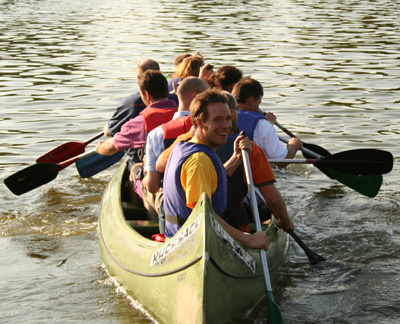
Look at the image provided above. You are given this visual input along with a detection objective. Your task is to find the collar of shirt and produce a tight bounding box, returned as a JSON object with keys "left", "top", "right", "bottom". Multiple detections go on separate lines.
{"left": 173, "top": 110, "right": 191, "bottom": 119}
{"left": 148, "top": 99, "right": 178, "bottom": 109}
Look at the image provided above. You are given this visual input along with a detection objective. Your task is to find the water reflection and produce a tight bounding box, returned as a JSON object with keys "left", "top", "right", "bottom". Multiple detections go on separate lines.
{"left": 0, "top": 0, "right": 399, "bottom": 322}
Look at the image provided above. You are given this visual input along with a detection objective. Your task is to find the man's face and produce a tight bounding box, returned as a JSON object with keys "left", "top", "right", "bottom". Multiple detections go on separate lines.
{"left": 230, "top": 106, "right": 238, "bottom": 126}
{"left": 200, "top": 102, "right": 232, "bottom": 150}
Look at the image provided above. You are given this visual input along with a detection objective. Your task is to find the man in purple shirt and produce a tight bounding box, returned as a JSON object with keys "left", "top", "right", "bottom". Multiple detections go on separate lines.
{"left": 104, "top": 58, "right": 178, "bottom": 137}
{"left": 96, "top": 71, "right": 178, "bottom": 206}
{"left": 104, "top": 58, "right": 178, "bottom": 166}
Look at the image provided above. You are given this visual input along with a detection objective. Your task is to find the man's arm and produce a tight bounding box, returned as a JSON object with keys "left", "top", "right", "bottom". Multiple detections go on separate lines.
{"left": 103, "top": 123, "right": 111, "bottom": 137}
{"left": 96, "top": 138, "right": 119, "bottom": 156}
{"left": 285, "top": 137, "right": 303, "bottom": 160}
{"left": 183, "top": 152, "right": 268, "bottom": 251}
{"left": 143, "top": 127, "right": 165, "bottom": 194}
{"left": 156, "top": 153, "right": 167, "bottom": 173}
{"left": 223, "top": 134, "right": 252, "bottom": 178}
{"left": 218, "top": 216, "right": 268, "bottom": 250}
{"left": 254, "top": 119, "right": 302, "bottom": 168}
{"left": 142, "top": 171, "right": 163, "bottom": 194}
{"left": 249, "top": 141, "right": 294, "bottom": 231}
{"left": 258, "top": 184, "right": 294, "bottom": 232}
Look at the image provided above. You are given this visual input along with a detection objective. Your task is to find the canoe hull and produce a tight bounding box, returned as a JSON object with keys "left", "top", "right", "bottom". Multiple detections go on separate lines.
{"left": 98, "top": 161, "right": 289, "bottom": 323}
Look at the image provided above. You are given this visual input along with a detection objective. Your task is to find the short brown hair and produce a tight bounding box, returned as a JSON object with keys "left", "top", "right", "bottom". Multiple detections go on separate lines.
{"left": 139, "top": 70, "right": 169, "bottom": 100}
{"left": 232, "top": 78, "right": 264, "bottom": 104}
{"left": 190, "top": 89, "right": 228, "bottom": 130}
{"left": 208, "top": 66, "right": 243, "bottom": 91}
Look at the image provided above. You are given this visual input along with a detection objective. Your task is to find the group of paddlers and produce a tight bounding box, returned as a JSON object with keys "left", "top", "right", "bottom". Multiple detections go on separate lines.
{"left": 95, "top": 53, "right": 303, "bottom": 250}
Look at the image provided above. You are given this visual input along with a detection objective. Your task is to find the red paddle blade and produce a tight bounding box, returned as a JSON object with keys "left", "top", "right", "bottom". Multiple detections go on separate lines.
{"left": 36, "top": 142, "right": 86, "bottom": 164}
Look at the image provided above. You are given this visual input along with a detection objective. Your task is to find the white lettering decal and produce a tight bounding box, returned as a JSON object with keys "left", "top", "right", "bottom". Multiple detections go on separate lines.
{"left": 150, "top": 214, "right": 202, "bottom": 267}
{"left": 210, "top": 216, "right": 256, "bottom": 273}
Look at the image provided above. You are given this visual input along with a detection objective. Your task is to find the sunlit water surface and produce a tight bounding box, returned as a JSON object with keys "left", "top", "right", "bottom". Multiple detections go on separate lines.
{"left": 1, "top": 0, "right": 399, "bottom": 323}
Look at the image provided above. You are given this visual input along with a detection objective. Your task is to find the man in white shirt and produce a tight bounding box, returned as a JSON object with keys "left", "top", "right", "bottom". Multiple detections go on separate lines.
{"left": 233, "top": 77, "right": 303, "bottom": 167}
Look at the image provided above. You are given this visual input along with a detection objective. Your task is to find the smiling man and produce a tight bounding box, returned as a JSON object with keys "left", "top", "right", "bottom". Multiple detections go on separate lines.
{"left": 162, "top": 89, "right": 268, "bottom": 251}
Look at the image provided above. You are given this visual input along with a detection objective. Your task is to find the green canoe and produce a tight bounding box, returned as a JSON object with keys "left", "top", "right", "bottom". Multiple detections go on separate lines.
{"left": 98, "top": 160, "right": 289, "bottom": 323}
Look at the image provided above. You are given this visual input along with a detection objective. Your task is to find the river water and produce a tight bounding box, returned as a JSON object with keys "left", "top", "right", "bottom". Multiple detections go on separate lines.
{"left": 1, "top": 0, "right": 399, "bottom": 323}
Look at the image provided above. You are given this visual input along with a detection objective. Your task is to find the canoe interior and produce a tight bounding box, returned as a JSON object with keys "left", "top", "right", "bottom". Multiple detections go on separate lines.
{"left": 119, "top": 167, "right": 160, "bottom": 237}
{"left": 119, "top": 164, "right": 274, "bottom": 238}
{"left": 99, "top": 160, "right": 290, "bottom": 324}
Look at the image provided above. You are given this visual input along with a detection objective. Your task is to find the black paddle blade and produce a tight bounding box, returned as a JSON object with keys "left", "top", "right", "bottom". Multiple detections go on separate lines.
{"left": 308, "top": 253, "right": 326, "bottom": 265}
{"left": 4, "top": 163, "right": 61, "bottom": 195}
{"left": 302, "top": 143, "right": 334, "bottom": 178}
{"left": 319, "top": 149, "right": 393, "bottom": 175}
{"left": 288, "top": 231, "right": 325, "bottom": 265}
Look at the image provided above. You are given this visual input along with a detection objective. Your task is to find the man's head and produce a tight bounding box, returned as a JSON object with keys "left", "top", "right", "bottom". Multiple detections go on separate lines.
{"left": 174, "top": 53, "right": 191, "bottom": 68}
{"left": 136, "top": 58, "right": 160, "bottom": 80}
{"left": 208, "top": 66, "right": 243, "bottom": 92}
{"left": 232, "top": 77, "right": 264, "bottom": 111}
{"left": 176, "top": 76, "right": 209, "bottom": 110}
{"left": 223, "top": 91, "right": 239, "bottom": 133}
{"left": 190, "top": 89, "right": 232, "bottom": 150}
{"left": 139, "top": 70, "right": 169, "bottom": 106}
{"left": 176, "top": 55, "right": 204, "bottom": 79}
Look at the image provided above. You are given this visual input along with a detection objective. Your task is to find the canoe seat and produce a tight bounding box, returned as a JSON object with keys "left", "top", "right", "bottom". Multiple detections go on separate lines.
{"left": 126, "top": 220, "right": 160, "bottom": 239}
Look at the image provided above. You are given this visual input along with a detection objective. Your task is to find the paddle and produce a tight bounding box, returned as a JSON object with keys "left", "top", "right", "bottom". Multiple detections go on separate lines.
{"left": 4, "top": 150, "right": 97, "bottom": 196}
{"left": 275, "top": 121, "right": 332, "bottom": 159}
{"left": 36, "top": 131, "right": 104, "bottom": 164}
{"left": 288, "top": 230, "right": 326, "bottom": 265}
{"left": 242, "top": 148, "right": 284, "bottom": 324}
{"left": 254, "top": 190, "right": 325, "bottom": 265}
{"left": 75, "top": 151, "right": 125, "bottom": 178}
{"left": 268, "top": 149, "right": 393, "bottom": 175}
{"left": 278, "top": 136, "right": 386, "bottom": 198}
